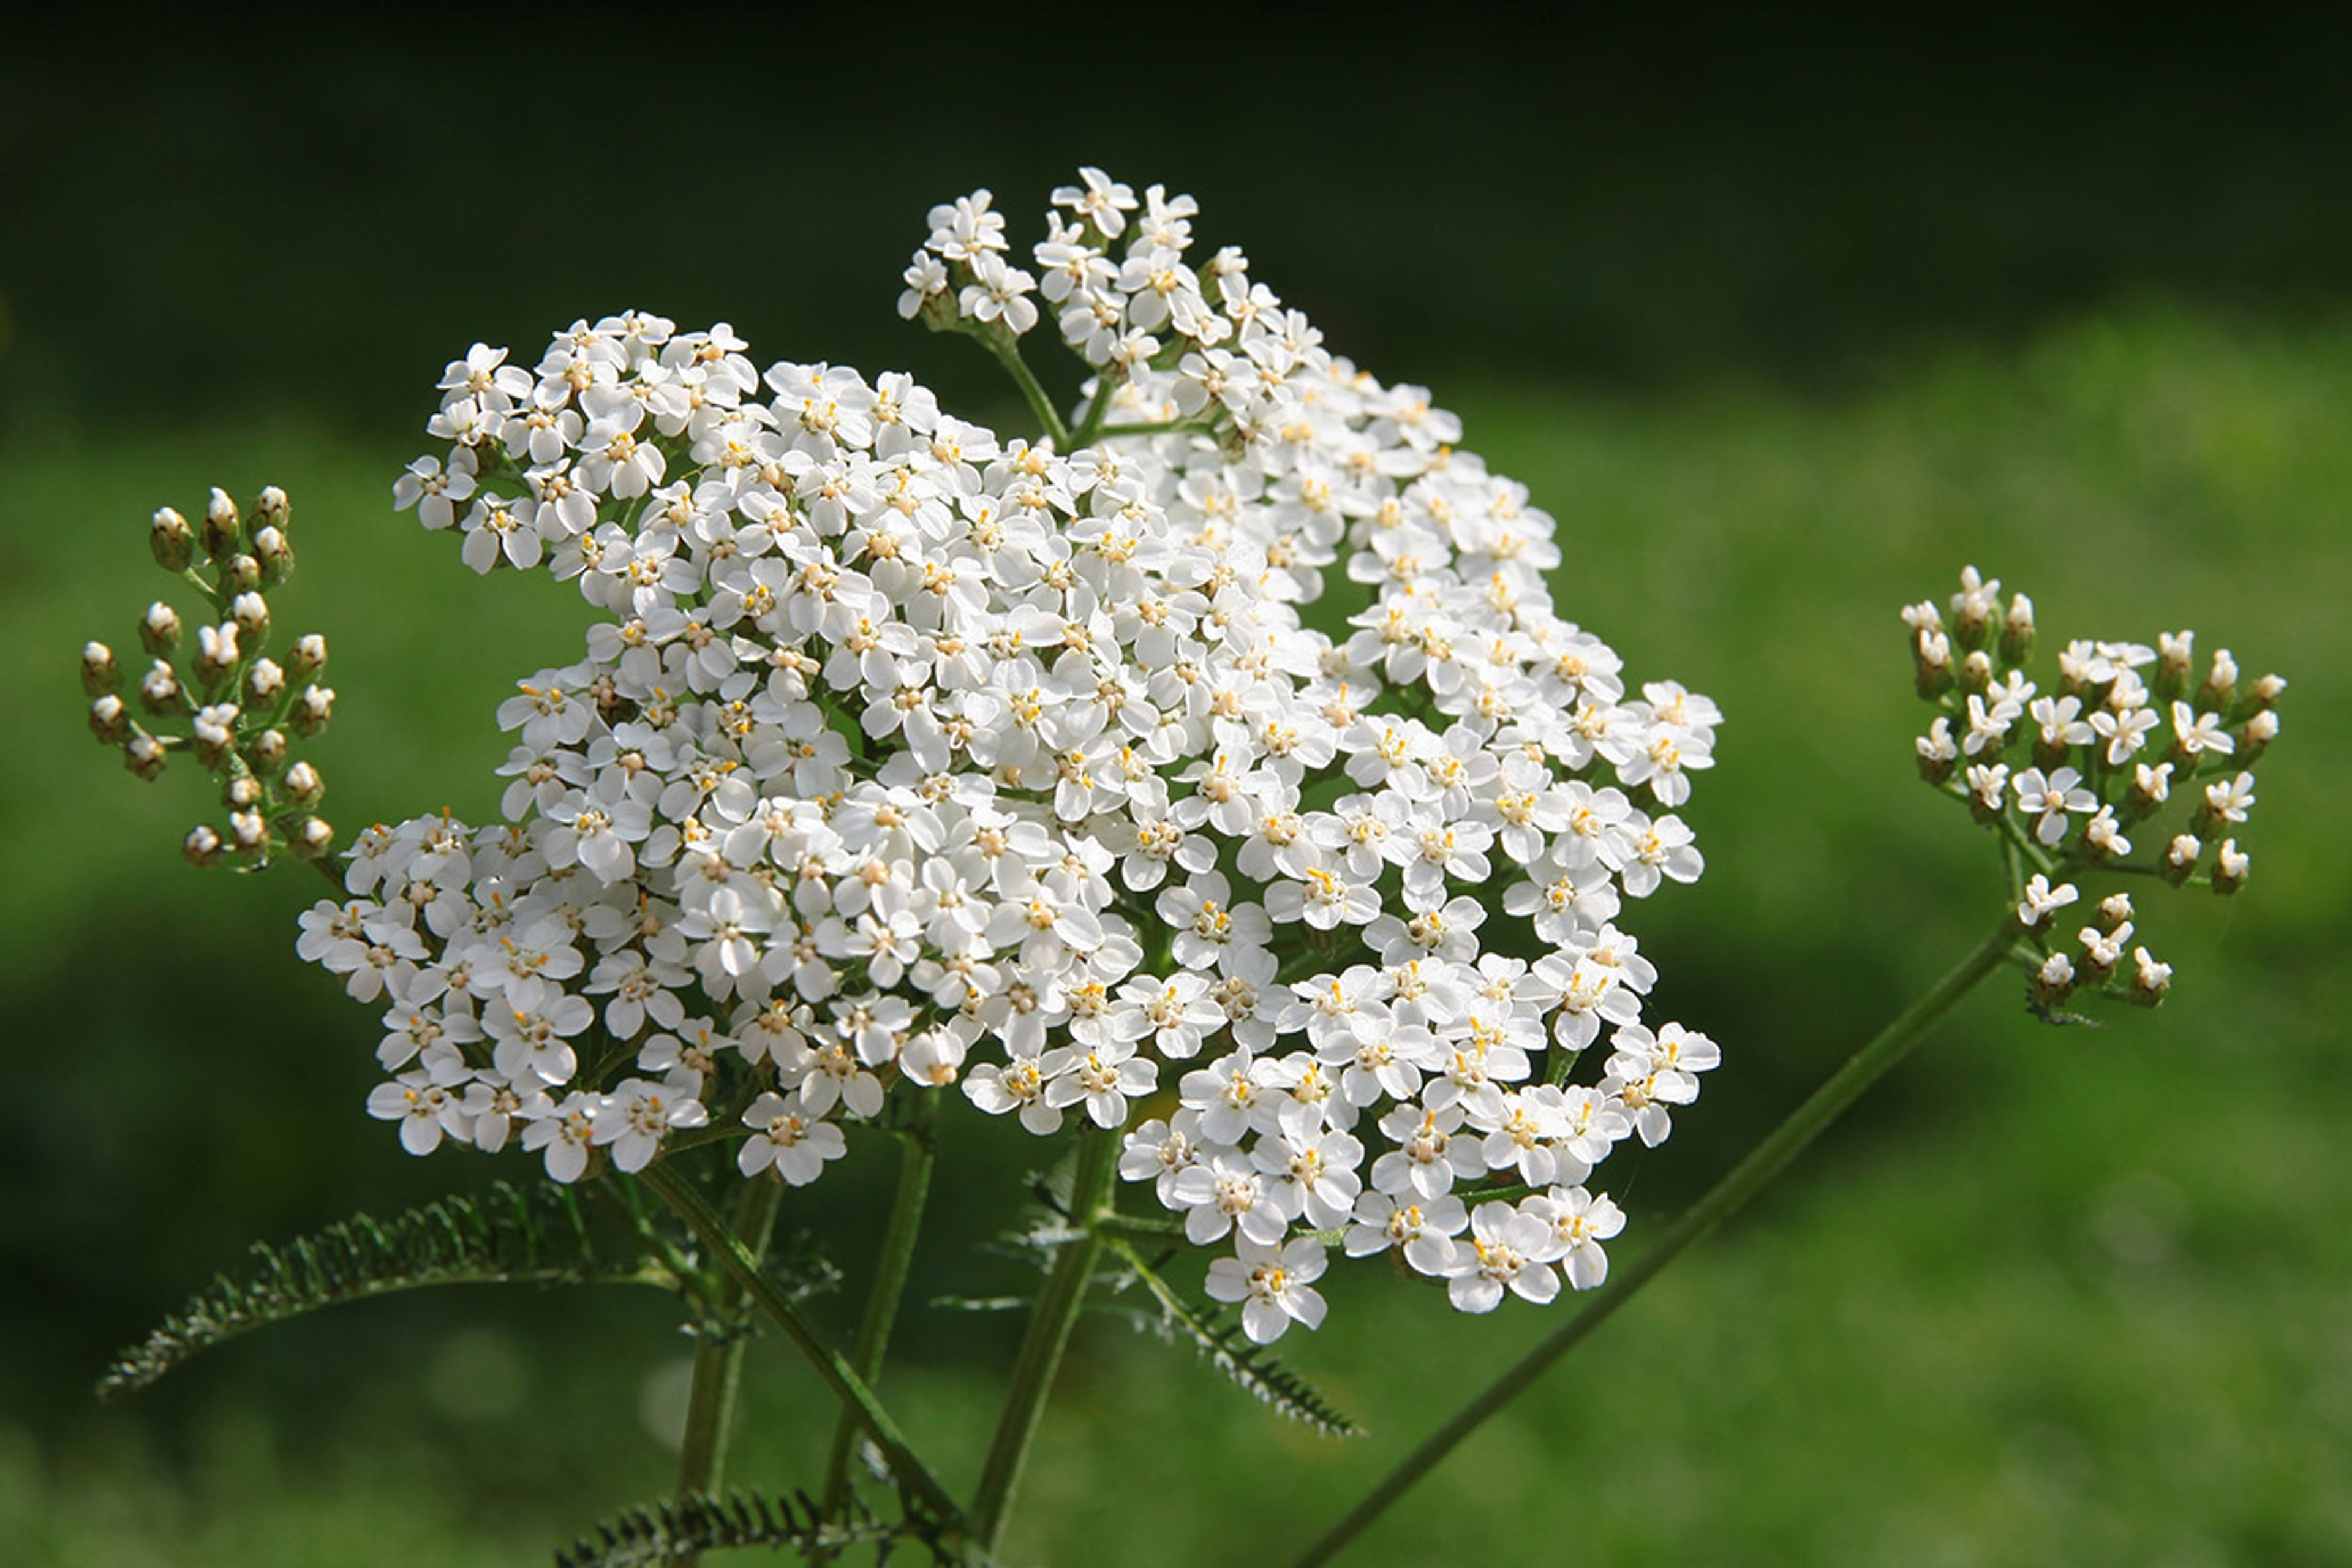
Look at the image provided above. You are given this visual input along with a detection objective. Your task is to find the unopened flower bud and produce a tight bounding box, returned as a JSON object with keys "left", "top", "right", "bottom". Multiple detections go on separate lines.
{"left": 81, "top": 641, "right": 119, "bottom": 696}
{"left": 1899, "top": 599, "right": 1945, "bottom": 643}
{"left": 2096, "top": 892, "right": 2134, "bottom": 930}
{"left": 247, "top": 728, "right": 288, "bottom": 771}
{"left": 2197, "top": 648, "right": 2237, "bottom": 712}
{"left": 2125, "top": 761, "right": 2172, "bottom": 818}
{"left": 1998, "top": 594, "right": 2035, "bottom": 666}
{"left": 1958, "top": 649, "right": 1994, "bottom": 696}
{"left": 124, "top": 732, "right": 168, "bottom": 780}
{"left": 195, "top": 623, "right": 241, "bottom": 683}
{"left": 252, "top": 524, "right": 295, "bottom": 585}
{"left": 2156, "top": 630, "right": 2195, "bottom": 703}
{"left": 255, "top": 486, "right": 290, "bottom": 528}
{"left": 246, "top": 657, "right": 286, "bottom": 703}
{"left": 295, "top": 684, "right": 336, "bottom": 736}
{"left": 224, "top": 774, "right": 263, "bottom": 810}
{"left": 282, "top": 760, "right": 324, "bottom": 806}
{"left": 1915, "top": 718, "right": 1957, "bottom": 785}
{"left": 2077, "top": 921, "right": 2130, "bottom": 987}
{"left": 227, "top": 809, "right": 269, "bottom": 854}
{"left": 89, "top": 693, "right": 130, "bottom": 744}
{"left": 2162, "top": 832, "right": 2202, "bottom": 887}
{"left": 139, "top": 659, "right": 183, "bottom": 714}
{"left": 2211, "top": 838, "right": 2249, "bottom": 894}
{"left": 192, "top": 703, "right": 241, "bottom": 767}
{"left": 292, "top": 816, "right": 334, "bottom": 859}
{"left": 2244, "top": 672, "right": 2286, "bottom": 713}
{"left": 183, "top": 824, "right": 224, "bottom": 868}
{"left": 2128, "top": 947, "right": 2172, "bottom": 1008}
{"left": 231, "top": 590, "right": 271, "bottom": 639}
{"left": 1913, "top": 628, "right": 1952, "bottom": 699}
{"left": 2236, "top": 709, "right": 2278, "bottom": 764}
{"left": 139, "top": 601, "right": 183, "bottom": 655}
{"left": 288, "top": 633, "right": 327, "bottom": 679}
{"left": 1950, "top": 567, "right": 1999, "bottom": 647}
{"left": 203, "top": 487, "right": 242, "bottom": 556}
{"left": 151, "top": 506, "right": 195, "bottom": 571}
{"left": 220, "top": 554, "right": 263, "bottom": 595}
{"left": 2030, "top": 951, "right": 2077, "bottom": 1009}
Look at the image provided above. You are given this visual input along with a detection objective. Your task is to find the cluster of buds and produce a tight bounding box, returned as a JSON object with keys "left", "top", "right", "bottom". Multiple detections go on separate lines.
{"left": 81, "top": 486, "right": 337, "bottom": 869}
{"left": 1905, "top": 567, "right": 2283, "bottom": 1013}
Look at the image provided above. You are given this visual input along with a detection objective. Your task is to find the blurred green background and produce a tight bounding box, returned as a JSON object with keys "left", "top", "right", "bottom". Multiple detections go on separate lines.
{"left": 6, "top": 15, "right": 2350, "bottom": 1566}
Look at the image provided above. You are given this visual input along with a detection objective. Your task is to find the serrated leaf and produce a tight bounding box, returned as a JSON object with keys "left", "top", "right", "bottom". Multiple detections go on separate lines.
{"left": 552, "top": 1488, "right": 944, "bottom": 1568}
{"left": 1112, "top": 1241, "right": 1363, "bottom": 1438}
{"left": 97, "top": 1179, "right": 674, "bottom": 1398}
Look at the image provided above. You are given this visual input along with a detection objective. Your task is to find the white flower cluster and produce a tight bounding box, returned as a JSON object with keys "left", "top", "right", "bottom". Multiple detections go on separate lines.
{"left": 1906, "top": 566, "right": 2284, "bottom": 1010}
{"left": 309, "top": 172, "right": 1722, "bottom": 1340}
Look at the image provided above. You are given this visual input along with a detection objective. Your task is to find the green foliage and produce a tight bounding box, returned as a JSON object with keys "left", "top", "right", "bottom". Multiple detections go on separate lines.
{"left": 96, "top": 1181, "right": 677, "bottom": 1398}
{"left": 1109, "top": 1241, "right": 1362, "bottom": 1440}
{"left": 553, "top": 1489, "right": 949, "bottom": 1568}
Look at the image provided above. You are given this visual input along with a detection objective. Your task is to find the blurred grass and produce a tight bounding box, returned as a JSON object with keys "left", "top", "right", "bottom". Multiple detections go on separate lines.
{"left": 5, "top": 300, "right": 2348, "bottom": 1564}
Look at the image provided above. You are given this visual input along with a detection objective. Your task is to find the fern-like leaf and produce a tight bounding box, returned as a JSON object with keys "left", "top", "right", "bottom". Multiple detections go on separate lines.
{"left": 553, "top": 1488, "right": 948, "bottom": 1567}
{"left": 1111, "top": 1242, "right": 1363, "bottom": 1438}
{"left": 97, "top": 1179, "right": 676, "bottom": 1398}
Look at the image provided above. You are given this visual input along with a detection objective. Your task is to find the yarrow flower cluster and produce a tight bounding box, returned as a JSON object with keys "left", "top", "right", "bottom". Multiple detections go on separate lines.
{"left": 290, "top": 172, "right": 1721, "bottom": 1340}
{"left": 80, "top": 486, "right": 338, "bottom": 868}
{"left": 1906, "top": 566, "right": 2284, "bottom": 1012}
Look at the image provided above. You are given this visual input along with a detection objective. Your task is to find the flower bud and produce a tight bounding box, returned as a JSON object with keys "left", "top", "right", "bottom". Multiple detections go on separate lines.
{"left": 139, "top": 601, "right": 183, "bottom": 655}
{"left": 1913, "top": 628, "right": 1952, "bottom": 700}
{"left": 2125, "top": 761, "right": 2171, "bottom": 818}
{"left": 253, "top": 524, "right": 295, "bottom": 586}
{"left": 151, "top": 506, "right": 196, "bottom": 571}
{"left": 2082, "top": 807, "right": 2130, "bottom": 862}
{"left": 183, "top": 824, "right": 224, "bottom": 868}
{"left": 227, "top": 809, "right": 269, "bottom": 854}
{"left": 256, "top": 486, "right": 290, "bottom": 529}
{"left": 288, "top": 633, "right": 327, "bottom": 679}
{"left": 1997, "top": 594, "right": 2035, "bottom": 666}
{"left": 2161, "top": 832, "right": 2202, "bottom": 887}
{"left": 202, "top": 486, "right": 242, "bottom": 556}
{"left": 2077, "top": 921, "right": 2129, "bottom": 988}
{"left": 2128, "top": 947, "right": 2172, "bottom": 1008}
{"left": 81, "top": 641, "right": 119, "bottom": 696}
{"left": 2211, "top": 838, "right": 2248, "bottom": 894}
{"left": 246, "top": 657, "right": 286, "bottom": 703}
{"left": 1964, "top": 763, "right": 2010, "bottom": 826}
{"left": 2235, "top": 709, "right": 2278, "bottom": 764}
{"left": 224, "top": 774, "right": 263, "bottom": 810}
{"left": 292, "top": 816, "right": 335, "bottom": 859}
{"left": 220, "top": 554, "right": 263, "bottom": 595}
{"left": 1915, "top": 718, "right": 1957, "bottom": 785}
{"left": 2156, "top": 630, "right": 2195, "bottom": 703}
{"left": 192, "top": 703, "right": 241, "bottom": 767}
{"left": 2196, "top": 648, "right": 2237, "bottom": 712}
{"left": 2096, "top": 892, "right": 2134, "bottom": 930}
{"left": 89, "top": 693, "right": 130, "bottom": 744}
{"left": 1958, "top": 649, "right": 1994, "bottom": 696}
{"left": 2030, "top": 950, "right": 2077, "bottom": 1009}
{"left": 139, "top": 659, "right": 183, "bottom": 714}
{"left": 283, "top": 760, "right": 324, "bottom": 807}
{"left": 232, "top": 590, "right": 271, "bottom": 639}
{"left": 247, "top": 728, "right": 289, "bottom": 771}
{"left": 295, "top": 684, "right": 336, "bottom": 736}
{"left": 195, "top": 623, "right": 241, "bottom": 684}
{"left": 2243, "top": 672, "right": 2286, "bottom": 714}
{"left": 124, "top": 731, "right": 168, "bottom": 780}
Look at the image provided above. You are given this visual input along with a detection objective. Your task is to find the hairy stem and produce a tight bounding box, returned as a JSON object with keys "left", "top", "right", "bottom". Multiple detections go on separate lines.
{"left": 967, "top": 1126, "right": 1118, "bottom": 1554}
{"left": 1288, "top": 914, "right": 2019, "bottom": 1566}
{"left": 641, "top": 1163, "right": 964, "bottom": 1528}
{"left": 674, "top": 1172, "right": 785, "bottom": 1520}
{"left": 821, "top": 1098, "right": 940, "bottom": 1518}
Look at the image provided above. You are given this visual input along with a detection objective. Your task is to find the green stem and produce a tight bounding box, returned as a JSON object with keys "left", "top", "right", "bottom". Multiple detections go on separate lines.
{"left": 674, "top": 1174, "right": 785, "bottom": 1522}
{"left": 821, "top": 1098, "right": 940, "bottom": 1517}
{"left": 640, "top": 1163, "right": 965, "bottom": 1528}
{"left": 967, "top": 1127, "right": 1118, "bottom": 1554}
{"left": 1287, "top": 913, "right": 2020, "bottom": 1567}
{"left": 979, "top": 331, "right": 1071, "bottom": 447}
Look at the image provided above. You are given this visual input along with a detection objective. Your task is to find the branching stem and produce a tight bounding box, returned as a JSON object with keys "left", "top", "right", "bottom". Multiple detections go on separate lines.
{"left": 821, "top": 1097, "right": 940, "bottom": 1518}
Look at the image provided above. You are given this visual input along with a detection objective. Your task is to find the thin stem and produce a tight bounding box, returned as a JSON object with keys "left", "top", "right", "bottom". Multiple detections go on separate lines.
{"left": 821, "top": 1098, "right": 940, "bottom": 1518}
{"left": 967, "top": 1126, "right": 1118, "bottom": 1554}
{"left": 979, "top": 331, "right": 1071, "bottom": 447}
{"left": 640, "top": 1163, "right": 965, "bottom": 1528}
{"left": 674, "top": 1173, "right": 785, "bottom": 1525}
{"left": 1287, "top": 913, "right": 2020, "bottom": 1567}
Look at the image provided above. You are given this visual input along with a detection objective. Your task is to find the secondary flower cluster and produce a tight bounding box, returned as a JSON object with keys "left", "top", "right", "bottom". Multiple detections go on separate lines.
{"left": 306, "top": 172, "right": 1720, "bottom": 1340}
{"left": 1906, "top": 566, "right": 2283, "bottom": 1011}
{"left": 80, "top": 487, "right": 337, "bottom": 867}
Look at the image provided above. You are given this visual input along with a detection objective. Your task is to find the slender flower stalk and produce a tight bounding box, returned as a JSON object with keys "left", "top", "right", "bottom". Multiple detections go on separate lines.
{"left": 968, "top": 1126, "right": 1118, "bottom": 1553}
{"left": 673, "top": 1172, "right": 785, "bottom": 1536}
{"left": 1289, "top": 914, "right": 2020, "bottom": 1566}
{"left": 821, "top": 1098, "right": 941, "bottom": 1520}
